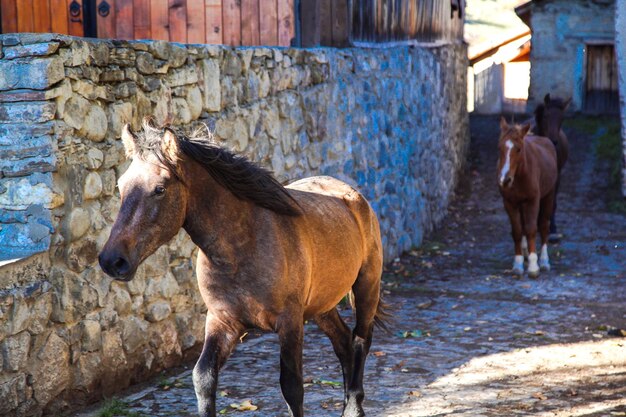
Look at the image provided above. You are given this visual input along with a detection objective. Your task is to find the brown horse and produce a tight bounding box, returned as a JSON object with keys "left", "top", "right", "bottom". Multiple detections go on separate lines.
{"left": 497, "top": 118, "right": 558, "bottom": 278}
{"left": 98, "top": 120, "right": 385, "bottom": 417}
{"left": 534, "top": 93, "right": 570, "bottom": 242}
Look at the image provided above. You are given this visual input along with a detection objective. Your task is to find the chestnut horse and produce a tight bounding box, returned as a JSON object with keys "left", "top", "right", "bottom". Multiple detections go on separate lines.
{"left": 99, "top": 121, "right": 385, "bottom": 417}
{"left": 534, "top": 93, "right": 570, "bottom": 242}
{"left": 497, "top": 118, "right": 558, "bottom": 277}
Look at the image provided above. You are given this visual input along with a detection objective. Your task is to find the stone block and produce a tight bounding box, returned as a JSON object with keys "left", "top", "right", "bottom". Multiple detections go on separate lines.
{"left": 83, "top": 172, "right": 103, "bottom": 200}
{"left": 80, "top": 105, "right": 108, "bottom": 142}
{"left": 0, "top": 176, "right": 63, "bottom": 210}
{"left": 0, "top": 373, "right": 26, "bottom": 415}
{"left": 167, "top": 65, "right": 198, "bottom": 87}
{"left": 121, "top": 316, "right": 148, "bottom": 353}
{"left": 80, "top": 320, "right": 102, "bottom": 352}
{"left": 200, "top": 59, "right": 221, "bottom": 112}
{"left": 0, "top": 57, "right": 64, "bottom": 91}
{"left": 0, "top": 101, "right": 56, "bottom": 123}
{"left": 86, "top": 148, "right": 104, "bottom": 170}
{"left": 145, "top": 300, "right": 172, "bottom": 322}
{"left": 32, "top": 331, "right": 70, "bottom": 406}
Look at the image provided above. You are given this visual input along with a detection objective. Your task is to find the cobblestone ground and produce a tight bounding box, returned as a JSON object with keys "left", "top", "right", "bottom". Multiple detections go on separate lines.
{"left": 78, "top": 115, "right": 626, "bottom": 417}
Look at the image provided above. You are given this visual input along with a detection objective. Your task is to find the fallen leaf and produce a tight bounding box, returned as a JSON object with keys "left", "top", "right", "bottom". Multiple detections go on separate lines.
{"left": 417, "top": 301, "right": 433, "bottom": 309}
{"left": 230, "top": 399, "right": 258, "bottom": 411}
{"left": 532, "top": 392, "right": 547, "bottom": 401}
{"left": 408, "top": 390, "right": 422, "bottom": 397}
{"left": 373, "top": 351, "right": 386, "bottom": 357}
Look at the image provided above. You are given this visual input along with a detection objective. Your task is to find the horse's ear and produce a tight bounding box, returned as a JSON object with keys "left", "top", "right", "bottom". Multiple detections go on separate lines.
{"left": 161, "top": 128, "right": 180, "bottom": 163}
{"left": 121, "top": 124, "right": 138, "bottom": 158}
{"left": 520, "top": 123, "right": 531, "bottom": 137}
{"left": 544, "top": 93, "right": 551, "bottom": 105}
{"left": 500, "top": 116, "right": 509, "bottom": 131}
{"left": 563, "top": 97, "right": 572, "bottom": 110}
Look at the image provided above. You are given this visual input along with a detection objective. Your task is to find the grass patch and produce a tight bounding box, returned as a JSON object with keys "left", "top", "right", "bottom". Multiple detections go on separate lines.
{"left": 97, "top": 399, "right": 143, "bottom": 417}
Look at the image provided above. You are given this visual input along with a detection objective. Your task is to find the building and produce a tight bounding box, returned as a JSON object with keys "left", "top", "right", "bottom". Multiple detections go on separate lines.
{"left": 516, "top": 0, "right": 618, "bottom": 114}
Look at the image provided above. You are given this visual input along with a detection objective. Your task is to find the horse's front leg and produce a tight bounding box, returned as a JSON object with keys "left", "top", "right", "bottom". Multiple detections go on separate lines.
{"left": 522, "top": 200, "right": 541, "bottom": 278}
{"left": 504, "top": 200, "right": 524, "bottom": 276}
{"left": 193, "top": 319, "right": 241, "bottom": 417}
{"left": 277, "top": 313, "right": 304, "bottom": 417}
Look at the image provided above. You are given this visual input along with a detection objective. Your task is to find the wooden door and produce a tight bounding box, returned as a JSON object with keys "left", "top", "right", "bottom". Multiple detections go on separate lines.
{"left": 585, "top": 44, "right": 619, "bottom": 114}
{"left": 1, "top": 0, "right": 85, "bottom": 36}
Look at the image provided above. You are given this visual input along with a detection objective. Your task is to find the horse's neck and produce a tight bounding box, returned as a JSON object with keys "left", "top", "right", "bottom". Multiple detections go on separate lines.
{"left": 182, "top": 162, "right": 257, "bottom": 256}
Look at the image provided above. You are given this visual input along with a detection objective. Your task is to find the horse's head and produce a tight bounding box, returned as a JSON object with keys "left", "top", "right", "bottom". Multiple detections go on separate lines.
{"left": 99, "top": 122, "right": 188, "bottom": 280}
{"left": 497, "top": 117, "right": 530, "bottom": 188}
{"left": 535, "top": 93, "right": 571, "bottom": 141}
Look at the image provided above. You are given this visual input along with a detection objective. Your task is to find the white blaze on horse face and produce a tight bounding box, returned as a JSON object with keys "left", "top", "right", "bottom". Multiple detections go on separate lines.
{"left": 499, "top": 140, "right": 514, "bottom": 186}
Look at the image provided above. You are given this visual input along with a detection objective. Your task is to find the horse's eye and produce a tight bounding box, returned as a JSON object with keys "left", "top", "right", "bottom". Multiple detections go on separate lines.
{"left": 154, "top": 185, "right": 166, "bottom": 195}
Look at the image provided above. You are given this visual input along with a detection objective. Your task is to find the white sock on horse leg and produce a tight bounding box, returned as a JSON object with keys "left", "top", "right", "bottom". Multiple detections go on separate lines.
{"left": 513, "top": 255, "right": 524, "bottom": 274}
{"left": 528, "top": 252, "right": 539, "bottom": 273}
{"left": 521, "top": 237, "right": 528, "bottom": 257}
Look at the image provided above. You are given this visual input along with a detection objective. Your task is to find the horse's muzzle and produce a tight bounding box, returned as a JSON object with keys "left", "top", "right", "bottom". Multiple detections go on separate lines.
{"left": 499, "top": 176, "right": 513, "bottom": 188}
{"left": 98, "top": 250, "right": 135, "bottom": 281}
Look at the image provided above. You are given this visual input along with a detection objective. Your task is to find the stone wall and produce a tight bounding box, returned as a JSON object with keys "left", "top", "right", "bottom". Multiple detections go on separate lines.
{"left": 527, "top": 0, "right": 615, "bottom": 112}
{"left": 0, "top": 33, "right": 469, "bottom": 416}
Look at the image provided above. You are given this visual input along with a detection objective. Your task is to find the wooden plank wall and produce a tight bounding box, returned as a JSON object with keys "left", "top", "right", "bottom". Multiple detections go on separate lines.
{"left": 351, "top": 0, "right": 463, "bottom": 44}
{"left": 0, "top": 0, "right": 294, "bottom": 47}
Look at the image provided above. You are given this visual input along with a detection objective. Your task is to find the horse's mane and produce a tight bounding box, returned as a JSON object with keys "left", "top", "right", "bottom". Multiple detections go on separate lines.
{"left": 133, "top": 120, "right": 302, "bottom": 216}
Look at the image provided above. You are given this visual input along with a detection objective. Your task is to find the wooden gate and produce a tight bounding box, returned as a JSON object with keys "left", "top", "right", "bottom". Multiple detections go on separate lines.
{"left": 0, "top": 0, "right": 295, "bottom": 46}
{"left": 585, "top": 44, "right": 619, "bottom": 114}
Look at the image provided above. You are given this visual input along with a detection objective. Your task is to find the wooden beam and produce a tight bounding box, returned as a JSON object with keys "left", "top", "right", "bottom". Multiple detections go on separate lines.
{"left": 241, "top": 0, "right": 260, "bottom": 45}
{"left": 115, "top": 0, "right": 134, "bottom": 39}
{"left": 16, "top": 0, "right": 34, "bottom": 32}
{"left": 150, "top": 0, "right": 169, "bottom": 41}
{"left": 97, "top": 0, "right": 116, "bottom": 38}
{"left": 331, "top": 0, "right": 350, "bottom": 47}
{"left": 277, "top": 0, "right": 294, "bottom": 46}
{"left": 33, "top": 0, "right": 52, "bottom": 32}
{"left": 187, "top": 0, "right": 205, "bottom": 43}
{"left": 222, "top": 0, "right": 241, "bottom": 46}
{"left": 67, "top": 0, "right": 84, "bottom": 36}
{"left": 1, "top": 0, "right": 18, "bottom": 33}
{"left": 50, "top": 0, "right": 69, "bottom": 34}
{"left": 205, "top": 0, "right": 223, "bottom": 44}
{"left": 259, "top": 0, "right": 277, "bottom": 46}
{"left": 300, "top": 0, "right": 320, "bottom": 47}
{"left": 168, "top": 0, "right": 187, "bottom": 43}
{"left": 133, "top": 0, "right": 151, "bottom": 39}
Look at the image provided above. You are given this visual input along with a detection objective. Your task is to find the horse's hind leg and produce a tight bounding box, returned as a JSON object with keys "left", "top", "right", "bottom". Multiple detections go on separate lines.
{"left": 277, "top": 312, "right": 305, "bottom": 417}
{"left": 346, "top": 259, "right": 383, "bottom": 417}
{"left": 539, "top": 192, "right": 555, "bottom": 271}
{"left": 315, "top": 308, "right": 353, "bottom": 405}
{"left": 504, "top": 200, "right": 524, "bottom": 275}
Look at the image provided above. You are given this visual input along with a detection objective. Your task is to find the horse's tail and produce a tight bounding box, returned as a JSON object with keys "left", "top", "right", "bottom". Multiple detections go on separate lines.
{"left": 347, "top": 290, "right": 392, "bottom": 332}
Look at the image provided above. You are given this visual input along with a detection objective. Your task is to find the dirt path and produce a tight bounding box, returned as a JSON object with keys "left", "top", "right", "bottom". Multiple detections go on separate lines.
{"left": 78, "top": 115, "right": 626, "bottom": 417}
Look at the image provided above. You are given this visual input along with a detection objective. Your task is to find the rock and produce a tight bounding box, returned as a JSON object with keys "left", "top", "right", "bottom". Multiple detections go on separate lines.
{"left": 83, "top": 172, "right": 103, "bottom": 200}
{"left": 167, "top": 65, "right": 198, "bottom": 87}
{"left": 0, "top": 101, "right": 56, "bottom": 123}
{"left": 0, "top": 373, "right": 26, "bottom": 415}
{"left": 172, "top": 98, "right": 192, "bottom": 124}
{"left": 101, "top": 329, "right": 127, "bottom": 370}
{"left": 201, "top": 59, "right": 221, "bottom": 112}
{"left": 0, "top": 57, "right": 64, "bottom": 91}
{"left": 110, "top": 283, "right": 132, "bottom": 315}
{"left": 2, "top": 42, "right": 60, "bottom": 59}
{"left": 62, "top": 95, "right": 90, "bottom": 130}
{"left": 187, "top": 86, "right": 203, "bottom": 120}
{"left": 121, "top": 316, "right": 148, "bottom": 353}
{"left": 86, "top": 148, "right": 104, "bottom": 169}
{"left": 1, "top": 331, "right": 30, "bottom": 371}
{"left": 68, "top": 208, "right": 90, "bottom": 241}
{"left": 80, "top": 320, "right": 101, "bottom": 352}
{"left": 7, "top": 297, "right": 31, "bottom": 336}
{"left": 0, "top": 176, "right": 64, "bottom": 210}
{"left": 32, "top": 331, "right": 70, "bottom": 406}
{"left": 145, "top": 301, "right": 172, "bottom": 322}
{"left": 107, "top": 102, "right": 133, "bottom": 137}
{"left": 65, "top": 238, "right": 99, "bottom": 272}
{"left": 136, "top": 51, "right": 156, "bottom": 74}
{"left": 80, "top": 105, "right": 108, "bottom": 142}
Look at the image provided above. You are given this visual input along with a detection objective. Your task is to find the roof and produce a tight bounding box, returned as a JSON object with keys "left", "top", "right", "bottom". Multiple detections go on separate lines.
{"left": 469, "top": 30, "right": 531, "bottom": 66}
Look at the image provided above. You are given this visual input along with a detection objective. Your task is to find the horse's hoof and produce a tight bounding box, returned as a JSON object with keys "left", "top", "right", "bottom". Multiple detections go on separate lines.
{"left": 527, "top": 269, "right": 540, "bottom": 279}
{"left": 540, "top": 262, "right": 550, "bottom": 272}
{"left": 512, "top": 267, "right": 524, "bottom": 277}
{"left": 548, "top": 233, "right": 562, "bottom": 244}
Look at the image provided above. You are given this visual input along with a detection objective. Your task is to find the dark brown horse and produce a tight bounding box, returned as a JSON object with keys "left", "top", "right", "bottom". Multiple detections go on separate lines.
{"left": 98, "top": 120, "right": 385, "bottom": 417}
{"left": 497, "top": 118, "right": 558, "bottom": 278}
{"left": 534, "top": 93, "right": 570, "bottom": 242}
